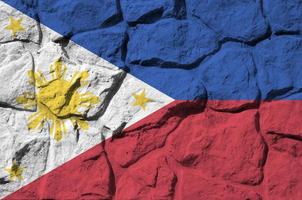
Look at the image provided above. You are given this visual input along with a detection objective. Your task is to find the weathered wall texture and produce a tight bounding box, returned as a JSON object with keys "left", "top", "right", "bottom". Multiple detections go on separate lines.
{"left": 0, "top": 0, "right": 302, "bottom": 199}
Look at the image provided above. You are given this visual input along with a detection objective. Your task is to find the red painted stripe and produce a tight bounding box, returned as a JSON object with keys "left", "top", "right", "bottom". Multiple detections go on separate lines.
{"left": 5, "top": 100, "right": 302, "bottom": 200}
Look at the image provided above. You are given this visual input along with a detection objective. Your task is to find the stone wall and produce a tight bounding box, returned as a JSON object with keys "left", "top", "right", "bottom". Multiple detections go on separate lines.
{"left": 1, "top": 0, "right": 302, "bottom": 199}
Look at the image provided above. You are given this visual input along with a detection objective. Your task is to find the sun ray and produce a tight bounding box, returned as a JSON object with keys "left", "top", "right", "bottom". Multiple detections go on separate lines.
{"left": 79, "top": 92, "right": 100, "bottom": 107}
{"left": 49, "top": 120, "right": 55, "bottom": 138}
{"left": 79, "top": 71, "right": 89, "bottom": 86}
{"left": 50, "top": 59, "right": 67, "bottom": 80}
{"left": 34, "top": 70, "right": 48, "bottom": 87}
{"left": 16, "top": 92, "right": 36, "bottom": 109}
{"left": 70, "top": 71, "right": 81, "bottom": 84}
{"left": 28, "top": 112, "right": 45, "bottom": 131}
{"left": 70, "top": 70, "right": 89, "bottom": 87}
{"left": 53, "top": 119, "right": 63, "bottom": 141}
{"left": 27, "top": 70, "right": 35, "bottom": 85}
{"left": 61, "top": 120, "right": 67, "bottom": 135}
{"left": 76, "top": 118, "right": 89, "bottom": 130}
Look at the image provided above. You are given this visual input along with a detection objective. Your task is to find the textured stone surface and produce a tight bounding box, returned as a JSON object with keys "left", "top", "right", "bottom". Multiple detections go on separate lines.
{"left": 1, "top": 0, "right": 302, "bottom": 199}
{"left": 187, "top": 0, "right": 268, "bottom": 42}
{"left": 171, "top": 109, "right": 265, "bottom": 185}
{"left": 253, "top": 36, "right": 302, "bottom": 100}
{"left": 262, "top": 130, "right": 302, "bottom": 200}
{"left": 260, "top": 101, "right": 302, "bottom": 138}
{"left": 39, "top": 0, "right": 120, "bottom": 35}
{"left": 264, "top": 0, "right": 302, "bottom": 34}
{"left": 0, "top": 42, "right": 35, "bottom": 110}
{"left": 179, "top": 171, "right": 262, "bottom": 200}
{"left": 127, "top": 18, "right": 218, "bottom": 67}
{"left": 128, "top": 65, "right": 208, "bottom": 100}
{"left": 0, "top": 5, "right": 40, "bottom": 43}
{"left": 71, "top": 23, "right": 127, "bottom": 68}
{"left": 121, "top": 0, "right": 174, "bottom": 25}
{"left": 116, "top": 156, "right": 176, "bottom": 199}
{"left": 199, "top": 43, "right": 259, "bottom": 110}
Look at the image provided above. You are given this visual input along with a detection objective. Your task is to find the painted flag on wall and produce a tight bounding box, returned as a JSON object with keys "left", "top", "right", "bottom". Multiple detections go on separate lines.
{"left": 0, "top": 0, "right": 302, "bottom": 199}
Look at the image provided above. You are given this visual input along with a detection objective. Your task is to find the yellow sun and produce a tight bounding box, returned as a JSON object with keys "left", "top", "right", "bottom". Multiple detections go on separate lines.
{"left": 17, "top": 59, "right": 100, "bottom": 141}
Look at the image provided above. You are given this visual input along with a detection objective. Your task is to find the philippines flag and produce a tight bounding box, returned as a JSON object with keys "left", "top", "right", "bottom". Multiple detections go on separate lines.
{"left": 0, "top": 0, "right": 301, "bottom": 199}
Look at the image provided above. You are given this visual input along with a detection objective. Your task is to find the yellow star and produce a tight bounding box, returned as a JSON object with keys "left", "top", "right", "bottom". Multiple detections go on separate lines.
{"left": 5, "top": 17, "right": 25, "bottom": 37}
{"left": 5, "top": 160, "right": 24, "bottom": 181}
{"left": 132, "top": 89, "right": 152, "bottom": 110}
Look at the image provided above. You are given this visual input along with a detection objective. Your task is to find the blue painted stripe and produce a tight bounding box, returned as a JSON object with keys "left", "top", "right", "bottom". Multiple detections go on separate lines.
{"left": 3, "top": 0, "right": 302, "bottom": 100}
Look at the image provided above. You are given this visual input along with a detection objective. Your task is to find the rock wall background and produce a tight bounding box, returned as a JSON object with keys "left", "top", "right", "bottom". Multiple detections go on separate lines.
{"left": 0, "top": 0, "right": 302, "bottom": 199}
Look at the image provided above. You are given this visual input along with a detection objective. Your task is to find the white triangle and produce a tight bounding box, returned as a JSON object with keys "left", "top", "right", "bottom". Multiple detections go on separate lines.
{"left": 0, "top": 1, "right": 174, "bottom": 197}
